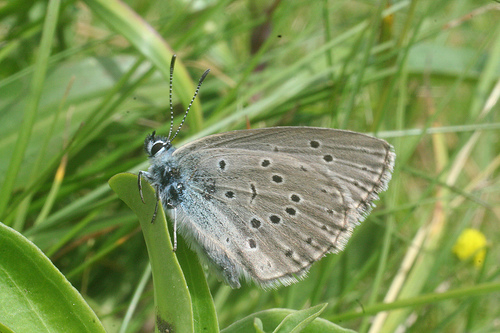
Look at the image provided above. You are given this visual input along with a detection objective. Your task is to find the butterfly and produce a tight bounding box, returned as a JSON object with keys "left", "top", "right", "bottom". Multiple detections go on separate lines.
{"left": 138, "top": 55, "right": 395, "bottom": 288}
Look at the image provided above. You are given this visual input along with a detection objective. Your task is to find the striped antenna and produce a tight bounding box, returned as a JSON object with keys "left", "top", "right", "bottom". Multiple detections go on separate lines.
{"left": 170, "top": 67, "right": 210, "bottom": 142}
{"left": 166, "top": 55, "right": 177, "bottom": 141}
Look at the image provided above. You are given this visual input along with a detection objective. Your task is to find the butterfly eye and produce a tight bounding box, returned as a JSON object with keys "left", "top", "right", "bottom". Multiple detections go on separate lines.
{"left": 151, "top": 142, "right": 165, "bottom": 156}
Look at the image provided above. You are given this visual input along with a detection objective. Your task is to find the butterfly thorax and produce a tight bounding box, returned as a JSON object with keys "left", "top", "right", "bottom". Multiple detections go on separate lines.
{"left": 149, "top": 164, "right": 184, "bottom": 211}
{"left": 144, "top": 133, "right": 185, "bottom": 209}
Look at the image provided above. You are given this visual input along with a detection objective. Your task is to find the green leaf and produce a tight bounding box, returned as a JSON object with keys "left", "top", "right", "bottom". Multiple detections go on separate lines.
{"left": 109, "top": 173, "right": 193, "bottom": 332}
{"left": 273, "top": 303, "right": 327, "bottom": 333}
{"left": 175, "top": 236, "right": 220, "bottom": 332}
{"left": 222, "top": 306, "right": 355, "bottom": 333}
{"left": 109, "top": 172, "right": 219, "bottom": 333}
{"left": 0, "top": 222, "right": 105, "bottom": 332}
{"left": 253, "top": 317, "right": 265, "bottom": 333}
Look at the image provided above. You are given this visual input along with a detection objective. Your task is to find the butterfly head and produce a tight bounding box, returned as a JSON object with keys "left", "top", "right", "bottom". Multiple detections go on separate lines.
{"left": 144, "top": 131, "right": 173, "bottom": 158}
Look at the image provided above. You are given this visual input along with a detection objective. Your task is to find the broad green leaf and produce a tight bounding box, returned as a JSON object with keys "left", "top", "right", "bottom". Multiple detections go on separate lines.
{"left": 0, "top": 222, "right": 105, "bottom": 332}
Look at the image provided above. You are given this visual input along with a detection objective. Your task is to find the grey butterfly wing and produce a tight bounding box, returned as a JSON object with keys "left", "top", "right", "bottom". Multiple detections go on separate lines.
{"left": 172, "top": 127, "right": 395, "bottom": 287}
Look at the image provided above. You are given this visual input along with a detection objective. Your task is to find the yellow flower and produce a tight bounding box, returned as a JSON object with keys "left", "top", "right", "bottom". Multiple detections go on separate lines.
{"left": 452, "top": 228, "right": 487, "bottom": 268}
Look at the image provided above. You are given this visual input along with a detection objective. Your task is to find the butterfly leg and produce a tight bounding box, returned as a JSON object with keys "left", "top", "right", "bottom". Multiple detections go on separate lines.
{"left": 172, "top": 208, "right": 178, "bottom": 251}
{"left": 137, "top": 171, "right": 148, "bottom": 204}
{"left": 138, "top": 171, "right": 160, "bottom": 224}
{"left": 147, "top": 185, "right": 159, "bottom": 224}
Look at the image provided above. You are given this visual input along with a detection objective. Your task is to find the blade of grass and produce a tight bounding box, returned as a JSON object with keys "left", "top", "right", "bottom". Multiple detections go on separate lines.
{"left": 83, "top": 0, "right": 204, "bottom": 132}
{"left": 328, "top": 281, "right": 500, "bottom": 323}
{"left": 0, "top": 0, "right": 61, "bottom": 218}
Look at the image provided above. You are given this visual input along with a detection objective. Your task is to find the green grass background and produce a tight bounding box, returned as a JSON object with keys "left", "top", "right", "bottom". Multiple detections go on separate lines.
{"left": 0, "top": 0, "right": 499, "bottom": 332}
